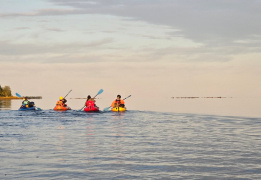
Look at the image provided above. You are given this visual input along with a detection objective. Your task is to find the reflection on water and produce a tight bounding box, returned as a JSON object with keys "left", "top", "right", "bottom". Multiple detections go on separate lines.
{"left": 0, "top": 100, "right": 11, "bottom": 110}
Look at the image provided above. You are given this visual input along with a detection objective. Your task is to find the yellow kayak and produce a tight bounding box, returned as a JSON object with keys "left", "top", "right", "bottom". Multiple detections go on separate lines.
{"left": 112, "top": 107, "right": 126, "bottom": 112}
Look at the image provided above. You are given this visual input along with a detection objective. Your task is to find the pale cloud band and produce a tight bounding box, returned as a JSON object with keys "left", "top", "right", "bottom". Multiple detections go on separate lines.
{"left": 0, "top": 0, "right": 261, "bottom": 64}
{"left": 46, "top": 0, "right": 261, "bottom": 44}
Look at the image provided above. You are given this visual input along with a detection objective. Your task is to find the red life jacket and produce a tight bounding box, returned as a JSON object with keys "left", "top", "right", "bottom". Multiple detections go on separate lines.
{"left": 86, "top": 100, "right": 95, "bottom": 107}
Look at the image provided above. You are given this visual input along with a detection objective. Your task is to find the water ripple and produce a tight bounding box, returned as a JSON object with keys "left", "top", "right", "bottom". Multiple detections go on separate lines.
{"left": 0, "top": 110, "right": 260, "bottom": 179}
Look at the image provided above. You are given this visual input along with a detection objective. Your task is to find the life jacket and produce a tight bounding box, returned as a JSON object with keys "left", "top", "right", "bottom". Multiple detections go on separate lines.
{"left": 86, "top": 100, "right": 95, "bottom": 107}
{"left": 22, "top": 100, "right": 29, "bottom": 105}
{"left": 112, "top": 99, "right": 125, "bottom": 107}
{"left": 56, "top": 100, "right": 64, "bottom": 106}
{"left": 22, "top": 100, "right": 30, "bottom": 107}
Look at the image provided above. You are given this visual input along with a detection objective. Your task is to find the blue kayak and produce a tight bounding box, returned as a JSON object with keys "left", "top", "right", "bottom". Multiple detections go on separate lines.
{"left": 19, "top": 106, "right": 41, "bottom": 111}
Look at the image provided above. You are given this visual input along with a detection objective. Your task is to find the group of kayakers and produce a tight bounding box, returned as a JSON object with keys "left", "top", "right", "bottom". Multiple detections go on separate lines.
{"left": 20, "top": 93, "right": 127, "bottom": 112}
{"left": 54, "top": 94, "right": 125, "bottom": 112}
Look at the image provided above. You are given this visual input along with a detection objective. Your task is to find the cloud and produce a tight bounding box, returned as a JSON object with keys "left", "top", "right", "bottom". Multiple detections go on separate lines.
{"left": 14, "top": 27, "right": 31, "bottom": 30}
{"left": 1, "top": 0, "right": 261, "bottom": 64}
{"left": 0, "top": 8, "right": 77, "bottom": 17}
{"left": 1, "top": 37, "right": 260, "bottom": 64}
{"left": 2, "top": 0, "right": 261, "bottom": 45}
{"left": 46, "top": 28, "right": 64, "bottom": 32}
{"left": 43, "top": 0, "right": 261, "bottom": 45}
{"left": 0, "top": 38, "right": 114, "bottom": 60}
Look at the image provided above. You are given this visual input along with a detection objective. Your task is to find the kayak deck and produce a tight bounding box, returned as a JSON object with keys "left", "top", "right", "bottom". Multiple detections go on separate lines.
{"left": 112, "top": 107, "right": 126, "bottom": 112}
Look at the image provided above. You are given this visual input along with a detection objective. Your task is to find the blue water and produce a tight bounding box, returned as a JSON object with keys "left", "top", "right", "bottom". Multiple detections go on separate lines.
{"left": 0, "top": 109, "right": 261, "bottom": 179}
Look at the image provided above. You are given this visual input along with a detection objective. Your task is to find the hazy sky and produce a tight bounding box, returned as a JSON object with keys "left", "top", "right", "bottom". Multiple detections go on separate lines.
{"left": 1, "top": 0, "right": 261, "bottom": 111}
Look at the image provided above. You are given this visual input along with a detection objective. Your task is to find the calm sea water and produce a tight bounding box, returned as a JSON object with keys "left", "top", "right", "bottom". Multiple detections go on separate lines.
{"left": 0, "top": 100, "right": 260, "bottom": 179}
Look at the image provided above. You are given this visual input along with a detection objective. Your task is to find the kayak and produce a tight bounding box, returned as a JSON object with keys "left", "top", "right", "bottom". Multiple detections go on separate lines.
{"left": 84, "top": 106, "right": 99, "bottom": 112}
{"left": 19, "top": 106, "right": 41, "bottom": 111}
{"left": 54, "top": 106, "right": 71, "bottom": 111}
{"left": 112, "top": 107, "right": 126, "bottom": 112}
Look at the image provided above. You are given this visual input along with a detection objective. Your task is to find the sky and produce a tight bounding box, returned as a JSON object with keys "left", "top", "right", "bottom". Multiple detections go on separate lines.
{"left": 1, "top": 0, "right": 261, "bottom": 113}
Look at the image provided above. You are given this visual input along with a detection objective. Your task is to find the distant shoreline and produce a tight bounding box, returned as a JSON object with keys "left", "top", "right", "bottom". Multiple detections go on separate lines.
{"left": 0, "top": 96, "right": 22, "bottom": 100}
{"left": 0, "top": 96, "right": 42, "bottom": 100}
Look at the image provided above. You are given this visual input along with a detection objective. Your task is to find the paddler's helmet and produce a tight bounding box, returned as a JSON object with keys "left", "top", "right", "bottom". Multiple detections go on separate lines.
{"left": 23, "top": 98, "right": 25, "bottom": 101}
{"left": 59, "top": 96, "right": 63, "bottom": 100}
{"left": 117, "top": 95, "right": 121, "bottom": 98}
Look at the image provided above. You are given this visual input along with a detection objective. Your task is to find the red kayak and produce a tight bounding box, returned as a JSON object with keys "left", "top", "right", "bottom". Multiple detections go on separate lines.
{"left": 54, "top": 106, "right": 71, "bottom": 111}
{"left": 84, "top": 106, "right": 99, "bottom": 112}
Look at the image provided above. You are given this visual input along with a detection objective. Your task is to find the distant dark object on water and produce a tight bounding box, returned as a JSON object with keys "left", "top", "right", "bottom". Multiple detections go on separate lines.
{"left": 25, "top": 96, "right": 42, "bottom": 99}
{"left": 172, "top": 97, "right": 233, "bottom": 99}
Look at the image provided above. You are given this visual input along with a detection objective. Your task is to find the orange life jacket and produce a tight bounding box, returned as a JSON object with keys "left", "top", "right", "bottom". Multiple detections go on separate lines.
{"left": 56, "top": 100, "right": 64, "bottom": 106}
{"left": 111, "top": 99, "right": 125, "bottom": 107}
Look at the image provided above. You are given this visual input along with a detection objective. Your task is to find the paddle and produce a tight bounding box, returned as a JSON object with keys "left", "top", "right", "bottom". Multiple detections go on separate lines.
{"left": 93, "top": 89, "right": 104, "bottom": 98}
{"left": 78, "top": 89, "right": 104, "bottom": 111}
{"left": 16, "top": 93, "right": 22, "bottom": 98}
{"left": 103, "top": 95, "right": 131, "bottom": 111}
{"left": 63, "top": 89, "right": 72, "bottom": 99}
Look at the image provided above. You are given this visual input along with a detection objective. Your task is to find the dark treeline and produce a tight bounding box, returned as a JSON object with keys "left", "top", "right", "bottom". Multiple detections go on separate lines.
{"left": 0, "top": 85, "right": 12, "bottom": 97}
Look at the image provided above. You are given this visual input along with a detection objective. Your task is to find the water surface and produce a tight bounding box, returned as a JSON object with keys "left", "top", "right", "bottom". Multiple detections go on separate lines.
{"left": 0, "top": 109, "right": 260, "bottom": 179}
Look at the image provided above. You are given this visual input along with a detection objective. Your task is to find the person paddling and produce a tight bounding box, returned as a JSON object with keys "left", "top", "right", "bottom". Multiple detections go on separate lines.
{"left": 111, "top": 95, "right": 125, "bottom": 108}
{"left": 85, "top": 95, "right": 98, "bottom": 108}
{"left": 56, "top": 96, "right": 67, "bottom": 107}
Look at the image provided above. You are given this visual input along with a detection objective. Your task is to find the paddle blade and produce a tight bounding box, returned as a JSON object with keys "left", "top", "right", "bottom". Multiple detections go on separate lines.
{"left": 16, "top": 93, "right": 22, "bottom": 97}
{"left": 97, "top": 89, "right": 104, "bottom": 96}
{"left": 78, "top": 105, "right": 86, "bottom": 111}
{"left": 93, "top": 89, "right": 104, "bottom": 98}
{"left": 103, "top": 106, "right": 111, "bottom": 111}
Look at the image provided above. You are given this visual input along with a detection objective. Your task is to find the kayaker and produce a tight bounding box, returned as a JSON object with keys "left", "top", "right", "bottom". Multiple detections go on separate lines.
{"left": 111, "top": 95, "right": 125, "bottom": 108}
{"left": 85, "top": 95, "right": 97, "bottom": 108}
{"left": 22, "top": 97, "right": 30, "bottom": 107}
{"left": 56, "top": 96, "right": 67, "bottom": 107}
